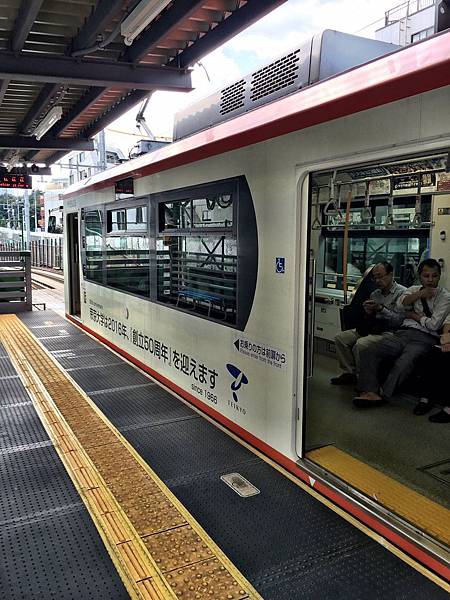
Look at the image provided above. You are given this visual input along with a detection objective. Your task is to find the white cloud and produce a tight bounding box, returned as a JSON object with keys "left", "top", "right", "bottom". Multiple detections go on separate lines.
{"left": 223, "top": 0, "right": 399, "bottom": 62}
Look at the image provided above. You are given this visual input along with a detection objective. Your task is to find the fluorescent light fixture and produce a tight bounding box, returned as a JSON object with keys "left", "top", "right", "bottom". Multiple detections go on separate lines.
{"left": 34, "top": 106, "right": 63, "bottom": 140}
{"left": 121, "top": 0, "right": 172, "bottom": 46}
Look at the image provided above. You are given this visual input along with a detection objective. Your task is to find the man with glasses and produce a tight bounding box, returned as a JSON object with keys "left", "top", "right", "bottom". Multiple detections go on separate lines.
{"left": 354, "top": 258, "right": 450, "bottom": 406}
{"left": 331, "top": 261, "right": 405, "bottom": 385}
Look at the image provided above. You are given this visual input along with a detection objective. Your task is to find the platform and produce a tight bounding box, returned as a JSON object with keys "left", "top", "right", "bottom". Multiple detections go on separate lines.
{"left": 0, "top": 310, "right": 449, "bottom": 599}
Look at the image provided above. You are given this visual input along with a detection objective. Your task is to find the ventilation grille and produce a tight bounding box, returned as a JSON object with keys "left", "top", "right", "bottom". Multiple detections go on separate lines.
{"left": 220, "top": 80, "right": 245, "bottom": 115}
{"left": 250, "top": 49, "right": 301, "bottom": 102}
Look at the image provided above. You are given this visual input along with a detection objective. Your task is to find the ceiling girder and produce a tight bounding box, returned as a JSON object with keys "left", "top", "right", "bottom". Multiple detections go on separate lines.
{"left": 71, "top": 0, "right": 125, "bottom": 53}
{"left": 42, "top": 90, "right": 150, "bottom": 164}
{"left": 0, "top": 0, "right": 288, "bottom": 166}
{"left": 20, "top": 83, "right": 62, "bottom": 135}
{"left": 0, "top": 53, "right": 192, "bottom": 92}
{"left": 11, "top": 0, "right": 45, "bottom": 53}
{"left": 0, "top": 80, "right": 10, "bottom": 106}
{"left": 172, "top": 0, "right": 285, "bottom": 68}
{"left": 25, "top": 87, "right": 108, "bottom": 162}
{"left": 51, "top": 87, "right": 108, "bottom": 138}
{"left": 78, "top": 89, "right": 151, "bottom": 140}
{"left": 124, "top": 0, "right": 206, "bottom": 64}
{"left": 0, "top": 136, "right": 94, "bottom": 151}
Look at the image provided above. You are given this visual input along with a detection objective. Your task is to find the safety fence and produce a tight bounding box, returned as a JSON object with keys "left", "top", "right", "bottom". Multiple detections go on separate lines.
{"left": 0, "top": 238, "right": 63, "bottom": 270}
{"left": 0, "top": 251, "right": 32, "bottom": 313}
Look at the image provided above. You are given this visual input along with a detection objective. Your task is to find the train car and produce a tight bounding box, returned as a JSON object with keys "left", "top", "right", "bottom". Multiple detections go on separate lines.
{"left": 63, "top": 30, "right": 450, "bottom": 579}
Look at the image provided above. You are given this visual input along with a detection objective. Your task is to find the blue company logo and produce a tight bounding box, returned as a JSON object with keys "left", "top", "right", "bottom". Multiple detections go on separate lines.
{"left": 226, "top": 363, "right": 248, "bottom": 402}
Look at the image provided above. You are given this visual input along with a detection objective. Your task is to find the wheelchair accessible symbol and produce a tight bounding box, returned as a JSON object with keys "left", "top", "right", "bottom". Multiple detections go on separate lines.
{"left": 275, "top": 257, "right": 285, "bottom": 274}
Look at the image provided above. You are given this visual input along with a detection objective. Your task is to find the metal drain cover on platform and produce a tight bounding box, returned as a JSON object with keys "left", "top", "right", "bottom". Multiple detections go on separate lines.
{"left": 220, "top": 473, "right": 260, "bottom": 497}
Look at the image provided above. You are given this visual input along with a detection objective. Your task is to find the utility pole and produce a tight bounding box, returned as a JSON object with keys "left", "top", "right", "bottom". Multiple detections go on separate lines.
{"left": 98, "top": 129, "right": 107, "bottom": 171}
{"left": 23, "top": 189, "right": 30, "bottom": 250}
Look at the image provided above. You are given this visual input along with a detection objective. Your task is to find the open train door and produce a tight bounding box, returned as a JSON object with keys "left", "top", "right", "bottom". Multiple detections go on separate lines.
{"left": 67, "top": 212, "right": 81, "bottom": 317}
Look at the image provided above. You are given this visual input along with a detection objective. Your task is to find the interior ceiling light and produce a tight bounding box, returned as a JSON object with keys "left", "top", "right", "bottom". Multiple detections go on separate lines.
{"left": 121, "top": 0, "right": 172, "bottom": 46}
{"left": 34, "top": 106, "right": 63, "bottom": 140}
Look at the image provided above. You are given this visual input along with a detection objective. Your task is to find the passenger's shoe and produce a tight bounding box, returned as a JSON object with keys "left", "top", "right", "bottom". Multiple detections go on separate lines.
{"left": 353, "top": 397, "right": 386, "bottom": 408}
{"left": 428, "top": 410, "right": 450, "bottom": 423}
{"left": 413, "top": 401, "right": 432, "bottom": 416}
{"left": 330, "top": 373, "right": 357, "bottom": 385}
{"left": 353, "top": 392, "right": 386, "bottom": 408}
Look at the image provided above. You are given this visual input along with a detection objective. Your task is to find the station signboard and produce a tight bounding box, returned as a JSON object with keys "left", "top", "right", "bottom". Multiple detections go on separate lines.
{"left": 115, "top": 177, "right": 134, "bottom": 196}
{"left": 0, "top": 173, "right": 32, "bottom": 189}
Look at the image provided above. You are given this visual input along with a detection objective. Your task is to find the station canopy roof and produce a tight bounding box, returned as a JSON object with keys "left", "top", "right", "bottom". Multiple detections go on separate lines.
{"left": 0, "top": 0, "right": 284, "bottom": 170}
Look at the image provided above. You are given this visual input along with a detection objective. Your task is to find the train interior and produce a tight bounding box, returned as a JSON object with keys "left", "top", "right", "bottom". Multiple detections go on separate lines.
{"left": 305, "top": 151, "right": 450, "bottom": 536}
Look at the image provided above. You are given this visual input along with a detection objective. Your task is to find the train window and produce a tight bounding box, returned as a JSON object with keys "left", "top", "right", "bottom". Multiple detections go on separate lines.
{"left": 157, "top": 234, "right": 237, "bottom": 322}
{"left": 322, "top": 235, "right": 427, "bottom": 291}
{"left": 105, "top": 204, "right": 149, "bottom": 297}
{"left": 108, "top": 209, "right": 126, "bottom": 232}
{"left": 192, "top": 194, "right": 233, "bottom": 228}
{"left": 155, "top": 179, "right": 250, "bottom": 325}
{"left": 83, "top": 209, "right": 103, "bottom": 283}
{"left": 160, "top": 194, "right": 233, "bottom": 231}
{"left": 81, "top": 177, "right": 257, "bottom": 330}
{"left": 105, "top": 232, "right": 150, "bottom": 297}
{"left": 161, "top": 200, "right": 192, "bottom": 229}
{"left": 311, "top": 154, "right": 439, "bottom": 293}
{"left": 107, "top": 206, "right": 147, "bottom": 233}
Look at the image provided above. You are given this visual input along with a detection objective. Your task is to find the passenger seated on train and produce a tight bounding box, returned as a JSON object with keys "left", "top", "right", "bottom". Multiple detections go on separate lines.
{"left": 413, "top": 315, "right": 450, "bottom": 423}
{"left": 354, "top": 259, "right": 450, "bottom": 407}
{"left": 346, "top": 255, "right": 362, "bottom": 279}
{"left": 330, "top": 262, "right": 405, "bottom": 385}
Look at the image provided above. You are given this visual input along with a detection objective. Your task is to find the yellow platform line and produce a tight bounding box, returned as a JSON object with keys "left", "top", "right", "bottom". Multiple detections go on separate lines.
{"left": 0, "top": 314, "right": 261, "bottom": 600}
{"left": 307, "top": 446, "right": 450, "bottom": 548}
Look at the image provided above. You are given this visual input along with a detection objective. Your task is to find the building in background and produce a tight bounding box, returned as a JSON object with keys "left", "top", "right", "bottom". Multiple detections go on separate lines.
{"left": 61, "top": 143, "right": 126, "bottom": 187}
{"left": 375, "top": 0, "right": 436, "bottom": 45}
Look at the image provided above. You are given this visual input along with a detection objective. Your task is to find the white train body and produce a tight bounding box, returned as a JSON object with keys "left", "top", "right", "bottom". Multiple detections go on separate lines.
{"left": 63, "top": 31, "right": 450, "bottom": 575}
{"left": 64, "top": 87, "right": 450, "bottom": 459}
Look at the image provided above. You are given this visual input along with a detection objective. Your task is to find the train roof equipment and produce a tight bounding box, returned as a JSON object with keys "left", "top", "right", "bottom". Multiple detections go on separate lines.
{"left": 173, "top": 30, "right": 401, "bottom": 141}
{"left": 63, "top": 29, "right": 450, "bottom": 199}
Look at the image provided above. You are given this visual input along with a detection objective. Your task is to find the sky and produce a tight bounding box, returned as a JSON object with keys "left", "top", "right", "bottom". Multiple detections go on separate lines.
{"left": 110, "top": 0, "right": 401, "bottom": 147}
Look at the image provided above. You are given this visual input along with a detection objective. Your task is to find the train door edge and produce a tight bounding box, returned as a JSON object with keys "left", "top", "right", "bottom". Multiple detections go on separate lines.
{"left": 67, "top": 211, "right": 81, "bottom": 317}
{"left": 294, "top": 172, "right": 312, "bottom": 458}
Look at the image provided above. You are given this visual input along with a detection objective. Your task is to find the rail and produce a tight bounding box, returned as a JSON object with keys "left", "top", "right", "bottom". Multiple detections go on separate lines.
{"left": 0, "top": 251, "right": 32, "bottom": 313}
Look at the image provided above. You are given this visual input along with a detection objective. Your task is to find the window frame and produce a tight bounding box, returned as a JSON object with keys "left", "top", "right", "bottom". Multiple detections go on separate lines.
{"left": 106, "top": 202, "right": 149, "bottom": 235}
{"left": 80, "top": 177, "right": 257, "bottom": 331}
{"left": 411, "top": 26, "right": 434, "bottom": 43}
{"left": 157, "top": 179, "right": 237, "bottom": 237}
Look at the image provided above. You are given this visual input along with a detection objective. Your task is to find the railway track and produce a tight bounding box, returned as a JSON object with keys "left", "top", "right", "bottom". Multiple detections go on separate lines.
{"left": 31, "top": 268, "right": 65, "bottom": 314}
{"left": 31, "top": 268, "right": 64, "bottom": 289}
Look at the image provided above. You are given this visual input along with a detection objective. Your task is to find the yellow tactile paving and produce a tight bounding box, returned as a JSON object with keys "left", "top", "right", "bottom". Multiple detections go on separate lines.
{"left": 142, "top": 526, "right": 215, "bottom": 573}
{"left": 0, "top": 314, "right": 260, "bottom": 600}
{"left": 307, "top": 445, "right": 450, "bottom": 547}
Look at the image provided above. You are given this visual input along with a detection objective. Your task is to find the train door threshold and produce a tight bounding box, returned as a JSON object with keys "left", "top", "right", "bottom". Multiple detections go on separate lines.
{"left": 299, "top": 448, "right": 450, "bottom": 574}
